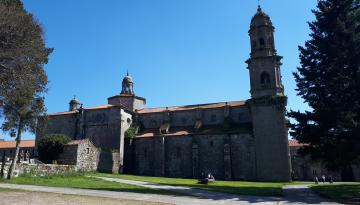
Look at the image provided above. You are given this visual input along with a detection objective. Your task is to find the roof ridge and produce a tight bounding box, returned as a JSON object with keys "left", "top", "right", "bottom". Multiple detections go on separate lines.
{"left": 138, "top": 100, "right": 246, "bottom": 111}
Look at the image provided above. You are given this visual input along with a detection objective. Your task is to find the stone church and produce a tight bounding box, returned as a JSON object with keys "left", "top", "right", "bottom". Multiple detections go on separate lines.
{"left": 36, "top": 7, "right": 292, "bottom": 182}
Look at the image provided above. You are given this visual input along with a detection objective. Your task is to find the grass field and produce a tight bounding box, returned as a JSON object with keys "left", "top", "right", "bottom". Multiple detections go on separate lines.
{"left": 0, "top": 173, "right": 185, "bottom": 196}
{"left": 311, "top": 183, "right": 360, "bottom": 204}
{"left": 94, "top": 173, "right": 303, "bottom": 196}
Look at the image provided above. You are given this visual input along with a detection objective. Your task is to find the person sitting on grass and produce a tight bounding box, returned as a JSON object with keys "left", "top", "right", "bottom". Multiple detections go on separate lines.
{"left": 198, "top": 173, "right": 215, "bottom": 184}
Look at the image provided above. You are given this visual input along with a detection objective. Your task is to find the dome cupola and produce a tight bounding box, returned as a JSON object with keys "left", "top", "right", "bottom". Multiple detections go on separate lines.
{"left": 121, "top": 71, "right": 134, "bottom": 95}
{"left": 69, "top": 96, "right": 81, "bottom": 111}
{"left": 250, "top": 6, "right": 273, "bottom": 28}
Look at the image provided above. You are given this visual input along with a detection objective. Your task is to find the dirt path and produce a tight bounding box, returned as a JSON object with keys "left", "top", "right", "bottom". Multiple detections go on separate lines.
{"left": 0, "top": 191, "right": 170, "bottom": 205}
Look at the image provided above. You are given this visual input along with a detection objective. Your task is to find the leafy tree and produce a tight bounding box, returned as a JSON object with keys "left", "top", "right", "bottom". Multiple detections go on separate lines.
{"left": 37, "top": 134, "right": 71, "bottom": 164}
{"left": 288, "top": 0, "right": 360, "bottom": 180}
{"left": 125, "top": 122, "right": 139, "bottom": 138}
{"left": 0, "top": 0, "right": 53, "bottom": 179}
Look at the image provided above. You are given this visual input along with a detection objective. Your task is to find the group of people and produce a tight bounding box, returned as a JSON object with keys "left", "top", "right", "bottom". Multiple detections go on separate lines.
{"left": 314, "top": 175, "right": 333, "bottom": 184}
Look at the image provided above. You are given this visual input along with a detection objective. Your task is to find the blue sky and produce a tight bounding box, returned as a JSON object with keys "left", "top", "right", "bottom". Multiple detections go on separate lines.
{"left": 2, "top": 0, "right": 317, "bottom": 140}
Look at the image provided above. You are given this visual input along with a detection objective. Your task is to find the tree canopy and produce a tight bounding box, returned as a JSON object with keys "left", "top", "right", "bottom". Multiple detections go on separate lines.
{"left": 38, "top": 134, "right": 71, "bottom": 164}
{"left": 0, "top": 0, "right": 52, "bottom": 98}
{"left": 288, "top": 0, "right": 360, "bottom": 180}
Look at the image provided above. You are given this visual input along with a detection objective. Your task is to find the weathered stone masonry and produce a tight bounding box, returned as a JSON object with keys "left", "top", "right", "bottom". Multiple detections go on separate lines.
{"left": 37, "top": 7, "right": 291, "bottom": 181}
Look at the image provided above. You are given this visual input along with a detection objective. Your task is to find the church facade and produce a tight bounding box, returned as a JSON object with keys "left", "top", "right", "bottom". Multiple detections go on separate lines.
{"left": 36, "top": 7, "right": 292, "bottom": 181}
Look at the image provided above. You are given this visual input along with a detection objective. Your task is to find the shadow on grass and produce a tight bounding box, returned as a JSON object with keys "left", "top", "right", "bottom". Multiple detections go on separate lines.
{"left": 312, "top": 184, "right": 360, "bottom": 205}
{"left": 95, "top": 174, "right": 342, "bottom": 204}
{"left": 170, "top": 183, "right": 282, "bottom": 196}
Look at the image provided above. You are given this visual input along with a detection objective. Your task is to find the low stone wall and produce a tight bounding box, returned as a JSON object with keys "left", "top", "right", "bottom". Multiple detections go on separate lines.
{"left": 1, "top": 163, "right": 76, "bottom": 178}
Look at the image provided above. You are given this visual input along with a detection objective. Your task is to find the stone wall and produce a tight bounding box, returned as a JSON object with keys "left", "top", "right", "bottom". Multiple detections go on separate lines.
{"left": 37, "top": 114, "right": 77, "bottom": 144}
{"left": 290, "top": 146, "right": 359, "bottom": 182}
{"left": 58, "top": 139, "right": 100, "bottom": 172}
{"left": 138, "top": 106, "right": 252, "bottom": 129}
{"left": 352, "top": 165, "right": 360, "bottom": 182}
{"left": 97, "top": 151, "right": 120, "bottom": 173}
{"left": 76, "top": 139, "right": 100, "bottom": 171}
{"left": 1, "top": 163, "right": 76, "bottom": 178}
{"left": 80, "top": 107, "right": 122, "bottom": 150}
{"left": 108, "top": 95, "right": 146, "bottom": 112}
{"left": 37, "top": 107, "right": 131, "bottom": 150}
{"left": 249, "top": 98, "right": 291, "bottom": 182}
{"left": 124, "top": 133, "right": 256, "bottom": 180}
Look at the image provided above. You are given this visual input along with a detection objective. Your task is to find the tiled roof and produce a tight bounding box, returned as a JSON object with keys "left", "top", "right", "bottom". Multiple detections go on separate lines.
{"left": 49, "top": 104, "right": 114, "bottom": 116}
{"left": 137, "top": 100, "right": 246, "bottom": 114}
{"left": 288, "top": 139, "right": 305, "bottom": 147}
{"left": 84, "top": 104, "right": 114, "bottom": 110}
{"left": 137, "top": 130, "right": 190, "bottom": 138}
{"left": 65, "top": 139, "right": 89, "bottom": 145}
{"left": 0, "top": 140, "right": 35, "bottom": 149}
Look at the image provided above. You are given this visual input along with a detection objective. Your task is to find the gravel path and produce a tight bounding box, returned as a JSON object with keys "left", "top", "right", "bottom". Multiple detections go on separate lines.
{"left": 0, "top": 181, "right": 342, "bottom": 205}
{"left": 0, "top": 191, "right": 170, "bottom": 205}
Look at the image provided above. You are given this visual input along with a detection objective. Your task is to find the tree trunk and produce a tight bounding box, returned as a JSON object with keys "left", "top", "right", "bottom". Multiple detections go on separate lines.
{"left": 7, "top": 119, "right": 22, "bottom": 179}
{"left": 0, "top": 153, "right": 5, "bottom": 179}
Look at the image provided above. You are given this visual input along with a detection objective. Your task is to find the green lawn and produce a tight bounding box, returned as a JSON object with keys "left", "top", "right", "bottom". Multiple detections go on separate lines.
{"left": 311, "top": 183, "right": 360, "bottom": 204}
{"left": 94, "top": 173, "right": 303, "bottom": 196}
{"left": 0, "top": 173, "right": 185, "bottom": 196}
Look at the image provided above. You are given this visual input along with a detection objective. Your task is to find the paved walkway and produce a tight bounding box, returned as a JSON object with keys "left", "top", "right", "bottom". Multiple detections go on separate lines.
{"left": 97, "top": 177, "right": 341, "bottom": 205}
{"left": 282, "top": 184, "right": 340, "bottom": 204}
{"left": 0, "top": 180, "right": 341, "bottom": 205}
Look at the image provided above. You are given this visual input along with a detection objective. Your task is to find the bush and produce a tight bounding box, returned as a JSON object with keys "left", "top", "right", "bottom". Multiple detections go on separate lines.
{"left": 125, "top": 123, "right": 139, "bottom": 138}
{"left": 37, "top": 134, "right": 71, "bottom": 164}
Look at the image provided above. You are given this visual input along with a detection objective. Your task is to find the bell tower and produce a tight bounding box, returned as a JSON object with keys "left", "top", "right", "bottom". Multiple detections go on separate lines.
{"left": 247, "top": 6, "right": 291, "bottom": 182}
{"left": 247, "top": 6, "right": 284, "bottom": 98}
{"left": 108, "top": 71, "right": 146, "bottom": 112}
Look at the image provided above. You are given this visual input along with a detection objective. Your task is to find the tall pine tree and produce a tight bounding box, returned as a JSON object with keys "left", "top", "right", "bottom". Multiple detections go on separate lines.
{"left": 288, "top": 0, "right": 360, "bottom": 180}
{"left": 0, "top": 0, "right": 52, "bottom": 178}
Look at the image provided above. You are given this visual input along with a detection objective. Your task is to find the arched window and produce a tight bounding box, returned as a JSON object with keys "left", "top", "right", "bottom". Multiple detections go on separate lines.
{"left": 260, "top": 72, "right": 271, "bottom": 87}
{"left": 259, "top": 38, "right": 265, "bottom": 46}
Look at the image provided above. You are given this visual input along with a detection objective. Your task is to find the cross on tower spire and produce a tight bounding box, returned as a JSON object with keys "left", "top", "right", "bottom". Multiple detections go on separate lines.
{"left": 257, "top": 0, "right": 262, "bottom": 11}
